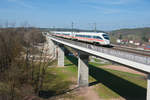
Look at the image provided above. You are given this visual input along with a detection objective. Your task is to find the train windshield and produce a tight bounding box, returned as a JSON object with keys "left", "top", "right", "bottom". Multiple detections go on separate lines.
{"left": 102, "top": 34, "right": 109, "bottom": 40}
{"left": 93, "top": 36, "right": 103, "bottom": 40}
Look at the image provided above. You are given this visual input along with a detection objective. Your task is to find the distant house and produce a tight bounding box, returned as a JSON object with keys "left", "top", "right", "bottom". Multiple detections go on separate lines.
{"left": 121, "top": 39, "right": 128, "bottom": 44}
{"left": 134, "top": 41, "right": 141, "bottom": 46}
{"left": 129, "top": 40, "right": 134, "bottom": 44}
{"left": 116, "top": 39, "right": 129, "bottom": 44}
{"left": 142, "top": 43, "right": 146, "bottom": 47}
{"left": 134, "top": 42, "right": 140, "bottom": 46}
{"left": 144, "top": 45, "right": 150, "bottom": 50}
{"left": 116, "top": 39, "right": 121, "bottom": 43}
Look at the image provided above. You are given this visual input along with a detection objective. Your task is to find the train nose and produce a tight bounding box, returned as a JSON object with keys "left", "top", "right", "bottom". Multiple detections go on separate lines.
{"left": 105, "top": 40, "right": 110, "bottom": 45}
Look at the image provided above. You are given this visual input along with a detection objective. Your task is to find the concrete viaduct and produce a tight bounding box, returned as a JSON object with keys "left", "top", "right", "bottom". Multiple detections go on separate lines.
{"left": 43, "top": 33, "right": 150, "bottom": 100}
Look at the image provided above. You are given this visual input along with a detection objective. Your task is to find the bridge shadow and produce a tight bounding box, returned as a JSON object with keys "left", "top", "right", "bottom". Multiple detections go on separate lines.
{"left": 66, "top": 56, "right": 146, "bottom": 100}
{"left": 89, "top": 64, "right": 146, "bottom": 100}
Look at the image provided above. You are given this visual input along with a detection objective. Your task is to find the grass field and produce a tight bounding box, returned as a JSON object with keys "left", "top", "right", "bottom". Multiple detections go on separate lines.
{"left": 40, "top": 55, "right": 147, "bottom": 100}
{"left": 89, "top": 63, "right": 146, "bottom": 99}
{"left": 40, "top": 60, "right": 77, "bottom": 99}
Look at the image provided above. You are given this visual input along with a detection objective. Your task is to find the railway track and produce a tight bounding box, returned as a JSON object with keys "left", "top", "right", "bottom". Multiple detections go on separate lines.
{"left": 51, "top": 36, "right": 150, "bottom": 57}
{"left": 112, "top": 44, "right": 150, "bottom": 56}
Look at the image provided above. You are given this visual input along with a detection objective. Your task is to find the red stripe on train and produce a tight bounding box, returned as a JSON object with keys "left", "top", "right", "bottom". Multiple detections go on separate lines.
{"left": 75, "top": 37, "right": 104, "bottom": 42}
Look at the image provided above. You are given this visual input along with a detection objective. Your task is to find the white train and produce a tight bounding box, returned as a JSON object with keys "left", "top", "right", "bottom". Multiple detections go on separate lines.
{"left": 51, "top": 31, "right": 110, "bottom": 45}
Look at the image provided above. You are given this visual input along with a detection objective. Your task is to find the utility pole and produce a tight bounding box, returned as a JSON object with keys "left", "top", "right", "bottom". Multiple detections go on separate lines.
{"left": 53, "top": 26, "right": 55, "bottom": 31}
{"left": 72, "top": 22, "right": 74, "bottom": 33}
{"left": 94, "top": 23, "right": 97, "bottom": 32}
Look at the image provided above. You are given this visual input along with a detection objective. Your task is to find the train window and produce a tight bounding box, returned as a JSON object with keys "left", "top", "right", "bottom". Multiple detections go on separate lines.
{"left": 85, "top": 35, "right": 91, "bottom": 38}
{"left": 89, "top": 35, "right": 92, "bottom": 38}
{"left": 76, "top": 35, "right": 92, "bottom": 38}
{"left": 76, "top": 35, "right": 83, "bottom": 37}
{"left": 64, "top": 33, "right": 69, "bottom": 35}
{"left": 104, "top": 37, "right": 109, "bottom": 40}
{"left": 102, "top": 34, "right": 109, "bottom": 40}
{"left": 97, "top": 36, "right": 102, "bottom": 39}
{"left": 93, "top": 36, "right": 97, "bottom": 38}
{"left": 81, "top": 35, "right": 85, "bottom": 37}
{"left": 93, "top": 36, "right": 102, "bottom": 40}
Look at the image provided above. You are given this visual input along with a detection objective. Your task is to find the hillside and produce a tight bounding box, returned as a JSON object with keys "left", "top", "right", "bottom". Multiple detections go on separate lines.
{"left": 109, "top": 27, "right": 150, "bottom": 43}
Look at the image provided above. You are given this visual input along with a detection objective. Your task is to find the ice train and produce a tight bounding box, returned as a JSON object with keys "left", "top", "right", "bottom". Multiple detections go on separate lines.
{"left": 51, "top": 31, "right": 110, "bottom": 45}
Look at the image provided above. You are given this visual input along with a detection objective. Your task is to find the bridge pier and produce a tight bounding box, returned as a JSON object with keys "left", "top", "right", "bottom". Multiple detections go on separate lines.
{"left": 46, "top": 38, "right": 54, "bottom": 54}
{"left": 147, "top": 74, "right": 150, "bottom": 100}
{"left": 78, "top": 52, "right": 89, "bottom": 87}
{"left": 53, "top": 43, "right": 57, "bottom": 59}
{"left": 57, "top": 44, "right": 64, "bottom": 67}
{"left": 46, "top": 38, "right": 57, "bottom": 58}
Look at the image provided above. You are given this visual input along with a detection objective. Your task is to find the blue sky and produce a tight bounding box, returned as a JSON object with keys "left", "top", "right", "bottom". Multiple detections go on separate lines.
{"left": 0, "top": 0, "right": 150, "bottom": 30}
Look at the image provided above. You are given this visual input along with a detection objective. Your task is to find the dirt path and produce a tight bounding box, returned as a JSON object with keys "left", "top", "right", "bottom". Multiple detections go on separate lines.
{"left": 76, "top": 86, "right": 125, "bottom": 100}
{"left": 80, "top": 86, "right": 100, "bottom": 100}
{"left": 100, "top": 65, "right": 147, "bottom": 76}
{"left": 48, "top": 85, "right": 101, "bottom": 100}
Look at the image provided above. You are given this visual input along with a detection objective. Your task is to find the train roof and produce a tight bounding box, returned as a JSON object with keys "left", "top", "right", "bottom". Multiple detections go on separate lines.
{"left": 51, "top": 31, "right": 108, "bottom": 35}
{"left": 74, "top": 32, "right": 108, "bottom": 35}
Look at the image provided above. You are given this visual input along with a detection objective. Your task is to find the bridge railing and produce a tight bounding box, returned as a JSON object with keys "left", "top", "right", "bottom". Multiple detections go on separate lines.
{"left": 50, "top": 36, "right": 150, "bottom": 65}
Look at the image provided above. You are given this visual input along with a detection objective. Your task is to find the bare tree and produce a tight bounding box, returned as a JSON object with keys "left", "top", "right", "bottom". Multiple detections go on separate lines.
{"left": 0, "top": 22, "right": 50, "bottom": 100}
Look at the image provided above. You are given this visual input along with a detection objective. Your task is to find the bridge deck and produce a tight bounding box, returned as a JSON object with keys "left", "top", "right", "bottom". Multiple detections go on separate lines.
{"left": 48, "top": 35, "right": 150, "bottom": 74}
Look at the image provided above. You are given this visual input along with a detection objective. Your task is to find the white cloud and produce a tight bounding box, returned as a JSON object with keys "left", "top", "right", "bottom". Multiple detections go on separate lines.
{"left": 79, "top": 0, "right": 139, "bottom": 5}
{"left": 7, "top": 0, "right": 34, "bottom": 9}
{"left": 106, "top": 0, "right": 139, "bottom": 5}
{"left": 78, "top": 0, "right": 139, "bottom": 14}
{"left": 84, "top": 4, "right": 122, "bottom": 14}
